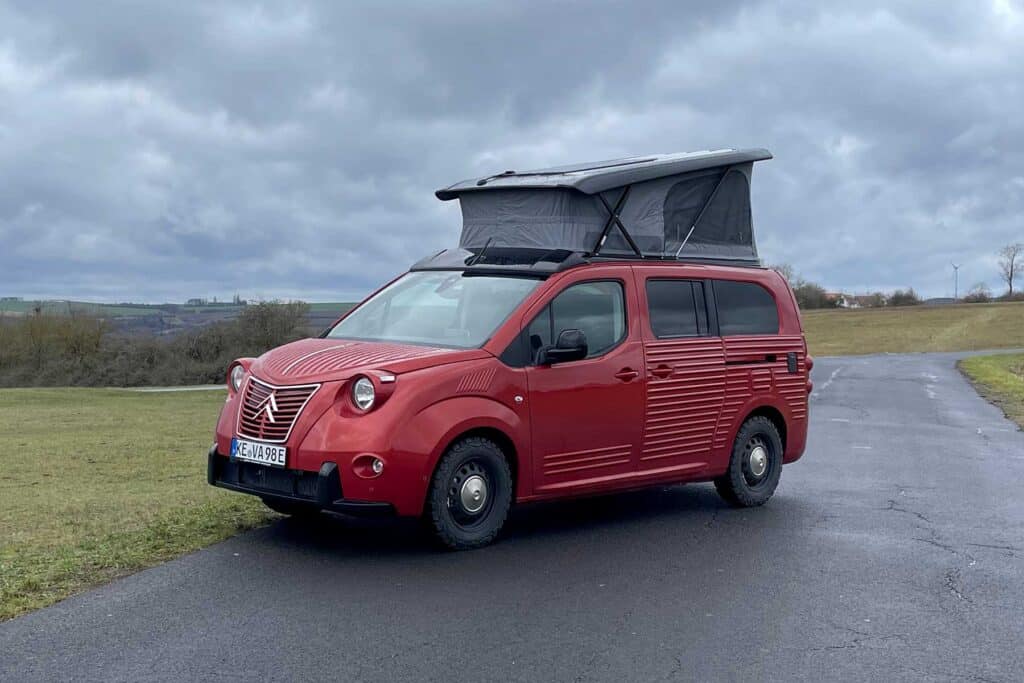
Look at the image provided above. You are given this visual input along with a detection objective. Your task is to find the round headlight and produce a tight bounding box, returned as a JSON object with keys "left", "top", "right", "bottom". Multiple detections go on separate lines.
{"left": 352, "top": 376, "right": 375, "bottom": 411}
{"left": 229, "top": 364, "right": 246, "bottom": 393}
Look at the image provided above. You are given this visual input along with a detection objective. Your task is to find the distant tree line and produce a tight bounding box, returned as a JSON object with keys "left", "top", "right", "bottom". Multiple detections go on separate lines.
{"left": 770, "top": 264, "right": 923, "bottom": 310}
{"left": 773, "top": 241, "right": 1024, "bottom": 310}
{"left": 0, "top": 301, "right": 311, "bottom": 387}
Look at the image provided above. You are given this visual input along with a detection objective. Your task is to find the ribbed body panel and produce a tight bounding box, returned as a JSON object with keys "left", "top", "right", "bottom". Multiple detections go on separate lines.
{"left": 456, "top": 367, "right": 496, "bottom": 394}
{"left": 263, "top": 342, "right": 451, "bottom": 378}
{"left": 543, "top": 444, "right": 633, "bottom": 477}
{"left": 641, "top": 338, "right": 725, "bottom": 463}
{"left": 712, "top": 335, "right": 807, "bottom": 449}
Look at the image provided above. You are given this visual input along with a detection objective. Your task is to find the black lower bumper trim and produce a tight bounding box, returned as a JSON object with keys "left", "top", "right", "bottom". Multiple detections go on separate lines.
{"left": 207, "top": 446, "right": 394, "bottom": 517}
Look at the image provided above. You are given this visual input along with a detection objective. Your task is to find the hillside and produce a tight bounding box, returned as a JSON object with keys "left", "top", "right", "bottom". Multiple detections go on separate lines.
{"left": 802, "top": 302, "right": 1024, "bottom": 356}
{"left": 0, "top": 299, "right": 355, "bottom": 336}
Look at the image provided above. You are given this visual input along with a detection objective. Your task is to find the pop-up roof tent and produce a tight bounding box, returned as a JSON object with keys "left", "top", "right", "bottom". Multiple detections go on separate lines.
{"left": 435, "top": 148, "right": 771, "bottom": 266}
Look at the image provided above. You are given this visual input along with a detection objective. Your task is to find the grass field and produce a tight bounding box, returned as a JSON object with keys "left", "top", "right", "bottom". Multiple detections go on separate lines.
{"left": 0, "top": 388, "right": 274, "bottom": 621}
{"left": 958, "top": 354, "right": 1024, "bottom": 428}
{"left": 802, "top": 302, "right": 1024, "bottom": 356}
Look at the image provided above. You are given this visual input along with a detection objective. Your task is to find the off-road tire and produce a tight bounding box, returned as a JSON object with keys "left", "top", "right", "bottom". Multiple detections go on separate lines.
{"left": 427, "top": 437, "right": 513, "bottom": 550}
{"left": 714, "top": 415, "right": 784, "bottom": 507}
{"left": 262, "top": 497, "right": 321, "bottom": 518}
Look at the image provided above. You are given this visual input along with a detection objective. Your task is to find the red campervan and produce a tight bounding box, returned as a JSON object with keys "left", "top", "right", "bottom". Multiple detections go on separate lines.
{"left": 208, "top": 149, "right": 813, "bottom": 549}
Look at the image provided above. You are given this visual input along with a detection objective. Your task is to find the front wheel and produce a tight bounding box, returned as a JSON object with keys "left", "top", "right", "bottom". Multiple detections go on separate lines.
{"left": 426, "top": 437, "right": 513, "bottom": 550}
{"left": 714, "top": 416, "right": 783, "bottom": 507}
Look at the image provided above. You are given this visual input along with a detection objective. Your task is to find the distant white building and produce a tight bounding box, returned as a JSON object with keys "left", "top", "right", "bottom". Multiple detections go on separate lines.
{"left": 825, "top": 292, "right": 859, "bottom": 308}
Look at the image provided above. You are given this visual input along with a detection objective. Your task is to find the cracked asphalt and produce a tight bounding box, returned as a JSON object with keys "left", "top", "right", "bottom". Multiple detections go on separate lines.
{"left": 2, "top": 351, "right": 1022, "bottom": 682}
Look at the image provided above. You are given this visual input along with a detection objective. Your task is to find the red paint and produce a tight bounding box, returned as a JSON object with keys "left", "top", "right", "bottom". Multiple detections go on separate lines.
{"left": 213, "top": 261, "right": 809, "bottom": 516}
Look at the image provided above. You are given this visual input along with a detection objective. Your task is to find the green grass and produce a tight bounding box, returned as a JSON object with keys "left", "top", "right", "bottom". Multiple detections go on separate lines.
{"left": 958, "top": 354, "right": 1024, "bottom": 428}
{"left": 0, "top": 388, "right": 274, "bottom": 621}
{"left": 803, "top": 302, "right": 1024, "bottom": 356}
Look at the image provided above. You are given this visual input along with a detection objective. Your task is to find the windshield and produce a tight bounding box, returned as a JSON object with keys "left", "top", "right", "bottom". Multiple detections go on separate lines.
{"left": 327, "top": 271, "right": 541, "bottom": 348}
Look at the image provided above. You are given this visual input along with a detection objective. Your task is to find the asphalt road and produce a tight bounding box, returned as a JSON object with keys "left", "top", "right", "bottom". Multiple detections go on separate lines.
{"left": 2, "top": 352, "right": 1023, "bottom": 682}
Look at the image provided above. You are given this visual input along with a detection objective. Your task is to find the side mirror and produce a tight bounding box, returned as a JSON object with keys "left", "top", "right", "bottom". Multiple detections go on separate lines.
{"left": 537, "top": 328, "right": 588, "bottom": 365}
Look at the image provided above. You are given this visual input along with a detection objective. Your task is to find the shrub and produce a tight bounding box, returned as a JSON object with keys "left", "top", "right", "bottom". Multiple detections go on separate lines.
{"left": 888, "top": 289, "right": 922, "bottom": 306}
{"left": 963, "top": 284, "right": 992, "bottom": 304}
{"left": 0, "top": 301, "right": 311, "bottom": 388}
{"left": 861, "top": 292, "right": 887, "bottom": 308}
{"left": 792, "top": 281, "right": 838, "bottom": 310}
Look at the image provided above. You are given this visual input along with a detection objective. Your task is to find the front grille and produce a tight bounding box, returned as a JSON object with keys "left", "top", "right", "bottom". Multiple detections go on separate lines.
{"left": 237, "top": 377, "right": 320, "bottom": 443}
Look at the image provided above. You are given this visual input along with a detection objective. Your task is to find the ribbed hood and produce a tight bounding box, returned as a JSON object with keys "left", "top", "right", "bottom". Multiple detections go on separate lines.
{"left": 250, "top": 338, "right": 489, "bottom": 384}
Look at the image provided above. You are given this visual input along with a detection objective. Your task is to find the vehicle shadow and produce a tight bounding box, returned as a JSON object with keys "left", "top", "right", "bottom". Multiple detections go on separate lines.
{"left": 251, "top": 483, "right": 805, "bottom": 560}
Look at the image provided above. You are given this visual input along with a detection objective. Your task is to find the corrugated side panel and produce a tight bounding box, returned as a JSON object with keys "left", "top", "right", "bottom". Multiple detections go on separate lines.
{"left": 642, "top": 338, "right": 726, "bottom": 463}
{"left": 543, "top": 444, "right": 633, "bottom": 478}
{"left": 713, "top": 335, "right": 807, "bottom": 450}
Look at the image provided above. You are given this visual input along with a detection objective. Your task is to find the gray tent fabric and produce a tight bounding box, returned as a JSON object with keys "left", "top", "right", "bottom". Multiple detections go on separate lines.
{"left": 447, "top": 150, "right": 767, "bottom": 263}
{"left": 678, "top": 169, "right": 754, "bottom": 259}
{"left": 458, "top": 189, "right": 607, "bottom": 250}
{"left": 662, "top": 169, "right": 724, "bottom": 254}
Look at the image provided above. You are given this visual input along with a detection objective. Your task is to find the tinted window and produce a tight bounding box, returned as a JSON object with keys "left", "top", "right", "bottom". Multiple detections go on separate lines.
{"left": 646, "top": 280, "right": 708, "bottom": 338}
{"left": 527, "top": 281, "right": 626, "bottom": 361}
{"left": 714, "top": 280, "right": 779, "bottom": 335}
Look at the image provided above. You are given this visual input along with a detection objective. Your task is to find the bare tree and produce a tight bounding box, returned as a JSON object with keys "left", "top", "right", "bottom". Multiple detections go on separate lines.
{"left": 999, "top": 243, "right": 1023, "bottom": 296}
{"left": 770, "top": 263, "right": 795, "bottom": 284}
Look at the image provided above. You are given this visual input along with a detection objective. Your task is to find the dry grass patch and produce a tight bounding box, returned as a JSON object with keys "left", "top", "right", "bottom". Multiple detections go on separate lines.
{"left": 802, "top": 302, "right": 1024, "bottom": 356}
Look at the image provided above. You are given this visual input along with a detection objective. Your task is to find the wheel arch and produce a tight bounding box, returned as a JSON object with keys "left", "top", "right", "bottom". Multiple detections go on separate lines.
{"left": 744, "top": 404, "right": 788, "bottom": 452}
{"left": 392, "top": 395, "right": 530, "bottom": 514}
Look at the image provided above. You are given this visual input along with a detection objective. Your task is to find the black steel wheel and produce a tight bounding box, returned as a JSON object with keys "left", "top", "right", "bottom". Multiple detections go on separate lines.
{"left": 714, "top": 416, "right": 783, "bottom": 507}
{"left": 427, "top": 437, "right": 512, "bottom": 550}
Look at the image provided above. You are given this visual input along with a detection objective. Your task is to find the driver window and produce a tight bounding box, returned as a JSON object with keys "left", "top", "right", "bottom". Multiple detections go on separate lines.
{"left": 526, "top": 281, "right": 626, "bottom": 361}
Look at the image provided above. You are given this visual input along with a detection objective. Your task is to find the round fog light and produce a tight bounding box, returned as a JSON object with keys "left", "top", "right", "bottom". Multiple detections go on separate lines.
{"left": 371, "top": 458, "right": 384, "bottom": 475}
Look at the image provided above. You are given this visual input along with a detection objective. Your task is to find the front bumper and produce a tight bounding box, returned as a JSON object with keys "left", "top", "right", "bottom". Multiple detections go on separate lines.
{"left": 207, "top": 445, "right": 394, "bottom": 517}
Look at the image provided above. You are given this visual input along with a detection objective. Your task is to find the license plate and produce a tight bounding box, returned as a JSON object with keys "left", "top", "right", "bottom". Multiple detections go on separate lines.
{"left": 231, "top": 437, "right": 287, "bottom": 468}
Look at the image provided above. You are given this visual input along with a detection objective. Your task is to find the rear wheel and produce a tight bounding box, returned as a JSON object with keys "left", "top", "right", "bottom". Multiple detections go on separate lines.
{"left": 714, "top": 416, "right": 783, "bottom": 507}
{"left": 426, "top": 437, "right": 513, "bottom": 550}
{"left": 262, "top": 498, "right": 321, "bottom": 518}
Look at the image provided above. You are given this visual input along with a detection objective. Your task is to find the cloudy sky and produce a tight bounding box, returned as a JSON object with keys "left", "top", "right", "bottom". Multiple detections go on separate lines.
{"left": 1, "top": 0, "right": 1022, "bottom": 302}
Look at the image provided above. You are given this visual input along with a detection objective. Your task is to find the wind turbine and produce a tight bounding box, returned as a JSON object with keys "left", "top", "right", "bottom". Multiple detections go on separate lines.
{"left": 951, "top": 263, "right": 960, "bottom": 301}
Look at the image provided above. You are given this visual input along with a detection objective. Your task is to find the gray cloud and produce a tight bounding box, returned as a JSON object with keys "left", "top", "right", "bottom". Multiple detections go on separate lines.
{"left": 1, "top": 0, "right": 1022, "bottom": 302}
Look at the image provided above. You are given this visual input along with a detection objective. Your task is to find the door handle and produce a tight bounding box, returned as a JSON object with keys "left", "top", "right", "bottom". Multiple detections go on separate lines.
{"left": 651, "top": 365, "right": 673, "bottom": 379}
{"left": 614, "top": 368, "right": 640, "bottom": 382}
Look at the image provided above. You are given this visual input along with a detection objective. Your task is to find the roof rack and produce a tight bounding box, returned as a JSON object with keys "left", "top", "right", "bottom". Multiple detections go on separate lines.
{"left": 409, "top": 247, "right": 763, "bottom": 278}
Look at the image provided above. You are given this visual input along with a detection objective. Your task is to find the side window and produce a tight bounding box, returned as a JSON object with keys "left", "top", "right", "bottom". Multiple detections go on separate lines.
{"left": 714, "top": 280, "right": 779, "bottom": 335}
{"left": 526, "top": 281, "right": 626, "bottom": 361}
{"left": 646, "top": 280, "right": 708, "bottom": 338}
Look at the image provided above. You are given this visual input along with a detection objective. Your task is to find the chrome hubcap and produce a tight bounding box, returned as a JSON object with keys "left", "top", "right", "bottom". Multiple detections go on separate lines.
{"left": 460, "top": 475, "right": 488, "bottom": 514}
{"left": 749, "top": 445, "right": 768, "bottom": 478}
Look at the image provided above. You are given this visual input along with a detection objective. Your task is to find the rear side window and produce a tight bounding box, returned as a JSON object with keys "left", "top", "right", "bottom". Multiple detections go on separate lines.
{"left": 526, "top": 281, "right": 626, "bottom": 360}
{"left": 714, "top": 280, "right": 779, "bottom": 335}
{"left": 646, "top": 280, "right": 708, "bottom": 338}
